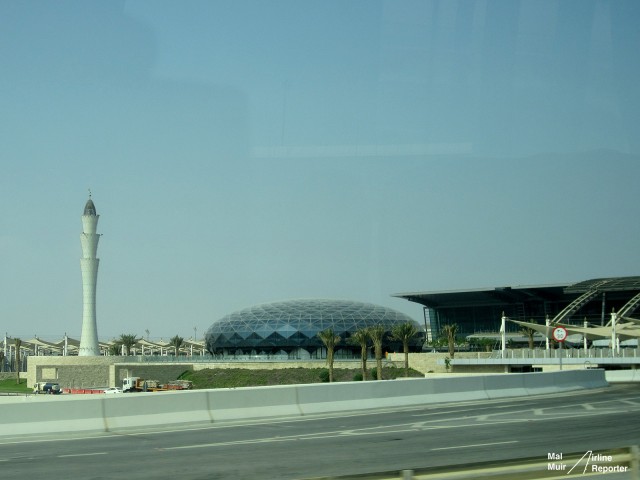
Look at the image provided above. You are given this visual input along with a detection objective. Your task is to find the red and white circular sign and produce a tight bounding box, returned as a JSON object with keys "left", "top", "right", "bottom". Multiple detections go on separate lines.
{"left": 552, "top": 326, "right": 568, "bottom": 342}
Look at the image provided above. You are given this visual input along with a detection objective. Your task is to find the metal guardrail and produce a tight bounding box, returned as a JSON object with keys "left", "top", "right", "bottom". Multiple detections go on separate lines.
{"left": 489, "top": 348, "right": 640, "bottom": 360}
{"left": 23, "top": 349, "right": 640, "bottom": 363}
{"left": 123, "top": 355, "right": 365, "bottom": 363}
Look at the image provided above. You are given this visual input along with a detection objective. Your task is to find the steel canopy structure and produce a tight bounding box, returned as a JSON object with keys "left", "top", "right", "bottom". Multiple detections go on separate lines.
{"left": 394, "top": 276, "right": 640, "bottom": 342}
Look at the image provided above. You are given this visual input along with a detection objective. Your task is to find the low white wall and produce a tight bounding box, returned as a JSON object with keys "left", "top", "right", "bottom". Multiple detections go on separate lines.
{"left": 605, "top": 370, "right": 640, "bottom": 382}
{"left": 0, "top": 370, "right": 608, "bottom": 437}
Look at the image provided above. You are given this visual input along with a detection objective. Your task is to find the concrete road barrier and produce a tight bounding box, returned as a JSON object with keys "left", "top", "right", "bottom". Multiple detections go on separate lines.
{"left": 0, "top": 395, "right": 105, "bottom": 436}
{"left": 0, "top": 370, "right": 608, "bottom": 437}
{"left": 605, "top": 369, "right": 640, "bottom": 383}
{"left": 206, "top": 384, "right": 302, "bottom": 421}
{"left": 483, "top": 373, "right": 529, "bottom": 398}
{"left": 103, "top": 390, "right": 212, "bottom": 430}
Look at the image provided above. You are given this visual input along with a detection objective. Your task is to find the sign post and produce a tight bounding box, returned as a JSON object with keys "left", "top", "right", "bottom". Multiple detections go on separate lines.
{"left": 552, "top": 326, "right": 568, "bottom": 371}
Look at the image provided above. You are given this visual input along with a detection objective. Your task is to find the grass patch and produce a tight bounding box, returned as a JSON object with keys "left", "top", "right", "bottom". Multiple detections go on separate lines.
{"left": 180, "top": 366, "right": 422, "bottom": 389}
{"left": 0, "top": 378, "right": 31, "bottom": 394}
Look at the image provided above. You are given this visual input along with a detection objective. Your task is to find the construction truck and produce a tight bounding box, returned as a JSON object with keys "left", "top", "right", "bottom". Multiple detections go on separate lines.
{"left": 163, "top": 380, "right": 193, "bottom": 390}
{"left": 33, "top": 382, "right": 61, "bottom": 394}
{"left": 122, "top": 377, "right": 192, "bottom": 393}
{"left": 122, "top": 377, "right": 165, "bottom": 393}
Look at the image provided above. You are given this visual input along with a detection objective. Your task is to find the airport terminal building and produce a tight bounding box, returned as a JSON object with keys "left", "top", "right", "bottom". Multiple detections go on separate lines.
{"left": 204, "top": 278, "right": 640, "bottom": 357}
{"left": 394, "top": 276, "right": 640, "bottom": 343}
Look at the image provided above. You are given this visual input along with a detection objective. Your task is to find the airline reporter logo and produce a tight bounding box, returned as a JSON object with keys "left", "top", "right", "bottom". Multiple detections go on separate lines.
{"left": 547, "top": 451, "right": 630, "bottom": 475}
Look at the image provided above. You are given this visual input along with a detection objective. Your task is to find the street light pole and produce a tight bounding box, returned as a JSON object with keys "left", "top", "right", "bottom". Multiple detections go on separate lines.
{"left": 611, "top": 309, "right": 617, "bottom": 357}
{"left": 501, "top": 312, "right": 506, "bottom": 359}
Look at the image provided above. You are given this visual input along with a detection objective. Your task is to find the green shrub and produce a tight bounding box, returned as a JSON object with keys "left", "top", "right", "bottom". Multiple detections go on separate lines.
{"left": 318, "top": 369, "right": 330, "bottom": 383}
{"left": 352, "top": 372, "right": 363, "bottom": 381}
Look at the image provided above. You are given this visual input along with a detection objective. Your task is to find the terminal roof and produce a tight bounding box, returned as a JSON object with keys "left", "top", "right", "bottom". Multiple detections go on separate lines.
{"left": 393, "top": 277, "right": 640, "bottom": 309}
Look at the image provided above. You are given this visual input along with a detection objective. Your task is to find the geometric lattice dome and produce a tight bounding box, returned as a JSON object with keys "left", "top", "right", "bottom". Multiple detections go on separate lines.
{"left": 205, "top": 298, "right": 424, "bottom": 356}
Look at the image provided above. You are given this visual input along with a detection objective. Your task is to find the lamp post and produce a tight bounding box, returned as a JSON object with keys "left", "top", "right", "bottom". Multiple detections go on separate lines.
{"left": 500, "top": 312, "right": 506, "bottom": 359}
{"left": 545, "top": 315, "right": 550, "bottom": 351}
{"left": 611, "top": 309, "right": 617, "bottom": 357}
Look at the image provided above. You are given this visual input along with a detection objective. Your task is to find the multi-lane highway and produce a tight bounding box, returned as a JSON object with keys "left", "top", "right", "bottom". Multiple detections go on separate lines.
{"left": 1, "top": 384, "right": 639, "bottom": 479}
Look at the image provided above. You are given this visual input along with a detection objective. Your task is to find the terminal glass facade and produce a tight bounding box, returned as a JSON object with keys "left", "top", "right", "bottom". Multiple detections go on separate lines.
{"left": 397, "top": 277, "right": 640, "bottom": 342}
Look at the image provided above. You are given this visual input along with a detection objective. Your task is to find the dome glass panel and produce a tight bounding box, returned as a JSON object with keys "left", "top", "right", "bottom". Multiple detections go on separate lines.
{"left": 205, "top": 299, "right": 424, "bottom": 356}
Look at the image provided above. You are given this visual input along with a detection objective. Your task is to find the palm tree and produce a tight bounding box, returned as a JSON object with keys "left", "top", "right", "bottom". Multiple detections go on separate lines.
{"left": 520, "top": 320, "right": 537, "bottom": 350}
{"left": 474, "top": 337, "right": 494, "bottom": 352}
{"left": 108, "top": 341, "right": 122, "bottom": 356}
{"left": 391, "top": 322, "right": 419, "bottom": 377}
{"left": 14, "top": 338, "right": 22, "bottom": 384}
{"left": 118, "top": 334, "right": 139, "bottom": 356}
{"left": 368, "top": 325, "right": 386, "bottom": 380}
{"left": 441, "top": 324, "right": 458, "bottom": 358}
{"left": 317, "top": 328, "right": 340, "bottom": 382}
{"left": 170, "top": 335, "right": 184, "bottom": 356}
{"left": 349, "top": 328, "right": 370, "bottom": 380}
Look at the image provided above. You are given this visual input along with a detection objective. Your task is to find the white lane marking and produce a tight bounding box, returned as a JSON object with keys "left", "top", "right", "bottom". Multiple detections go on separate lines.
{"left": 431, "top": 440, "right": 518, "bottom": 451}
{"left": 166, "top": 437, "right": 295, "bottom": 449}
{"left": 410, "top": 402, "right": 541, "bottom": 418}
{"left": 411, "top": 407, "right": 491, "bottom": 417}
{"left": 58, "top": 452, "right": 108, "bottom": 458}
{"left": 164, "top": 426, "right": 422, "bottom": 451}
{"left": 163, "top": 406, "right": 640, "bottom": 452}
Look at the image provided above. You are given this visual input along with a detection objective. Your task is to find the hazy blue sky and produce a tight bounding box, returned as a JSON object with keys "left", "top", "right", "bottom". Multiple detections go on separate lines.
{"left": 1, "top": 0, "right": 639, "bottom": 341}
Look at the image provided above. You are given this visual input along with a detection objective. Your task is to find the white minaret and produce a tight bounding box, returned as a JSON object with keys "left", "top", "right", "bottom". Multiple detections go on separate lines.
{"left": 79, "top": 193, "right": 101, "bottom": 356}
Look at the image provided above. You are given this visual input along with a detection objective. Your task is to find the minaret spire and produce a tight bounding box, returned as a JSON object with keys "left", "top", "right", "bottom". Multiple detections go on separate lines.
{"left": 79, "top": 194, "right": 101, "bottom": 356}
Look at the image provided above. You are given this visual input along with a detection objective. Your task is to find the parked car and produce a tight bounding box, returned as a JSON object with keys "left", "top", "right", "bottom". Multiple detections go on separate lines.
{"left": 104, "top": 387, "right": 122, "bottom": 394}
